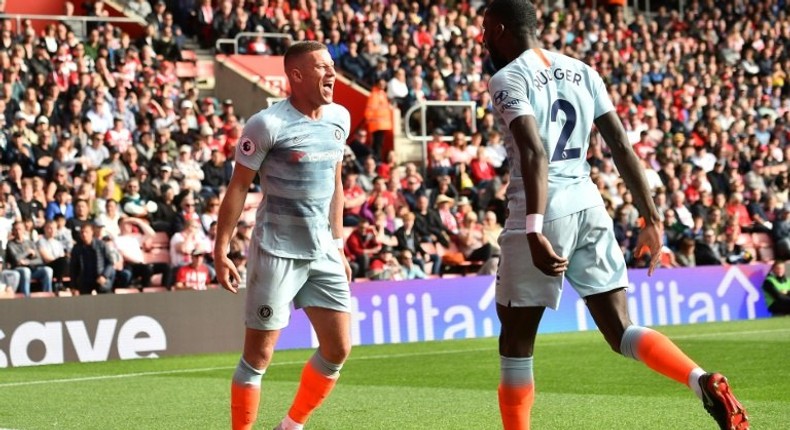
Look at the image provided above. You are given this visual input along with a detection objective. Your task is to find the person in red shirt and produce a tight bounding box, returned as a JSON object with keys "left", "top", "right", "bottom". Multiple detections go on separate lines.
{"left": 174, "top": 249, "right": 211, "bottom": 290}
{"left": 342, "top": 169, "right": 367, "bottom": 226}
{"left": 345, "top": 218, "right": 381, "bottom": 279}
{"left": 469, "top": 146, "right": 497, "bottom": 185}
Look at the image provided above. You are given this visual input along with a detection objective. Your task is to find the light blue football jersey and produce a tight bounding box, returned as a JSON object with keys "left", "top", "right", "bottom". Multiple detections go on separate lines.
{"left": 235, "top": 100, "right": 350, "bottom": 259}
{"left": 488, "top": 48, "right": 613, "bottom": 222}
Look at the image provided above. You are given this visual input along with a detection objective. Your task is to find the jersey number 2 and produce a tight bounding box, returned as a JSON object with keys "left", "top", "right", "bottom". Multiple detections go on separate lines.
{"left": 550, "top": 99, "right": 580, "bottom": 162}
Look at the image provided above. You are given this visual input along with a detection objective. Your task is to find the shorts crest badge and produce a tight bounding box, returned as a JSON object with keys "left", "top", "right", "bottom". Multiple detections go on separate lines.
{"left": 257, "top": 305, "right": 273, "bottom": 321}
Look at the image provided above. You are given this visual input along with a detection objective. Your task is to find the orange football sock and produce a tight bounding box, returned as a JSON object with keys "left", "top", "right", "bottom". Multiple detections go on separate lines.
{"left": 231, "top": 383, "right": 261, "bottom": 430}
{"left": 623, "top": 326, "right": 698, "bottom": 386}
{"left": 287, "top": 358, "right": 340, "bottom": 424}
{"left": 499, "top": 383, "right": 534, "bottom": 430}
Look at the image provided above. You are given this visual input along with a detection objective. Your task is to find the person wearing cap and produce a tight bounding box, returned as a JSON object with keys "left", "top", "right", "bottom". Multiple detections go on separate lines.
{"left": 9, "top": 111, "right": 38, "bottom": 146}
{"left": 174, "top": 143, "right": 205, "bottom": 192}
{"left": 179, "top": 99, "right": 199, "bottom": 130}
{"left": 174, "top": 247, "right": 211, "bottom": 290}
{"left": 434, "top": 194, "right": 459, "bottom": 235}
{"left": 152, "top": 163, "right": 181, "bottom": 196}
{"left": 220, "top": 98, "right": 236, "bottom": 122}
{"left": 366, "top": 245, "right": 404, "bottom": 280}
{"left": 69, "top": 223, "right": 115, "bottom": 295}
{"left": 214, "top": 41, "right": 353, "bottom": 430}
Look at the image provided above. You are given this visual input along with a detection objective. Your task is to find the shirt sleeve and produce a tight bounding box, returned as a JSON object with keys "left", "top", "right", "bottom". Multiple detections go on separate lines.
{"left": 488, "top": 69, "right": 535, "bottom": 128}
{"left": 591, "top": 70, "right": 615, "bottom": 119}
{"left": 235, "top": 112, "right": 275, "bottom": 172}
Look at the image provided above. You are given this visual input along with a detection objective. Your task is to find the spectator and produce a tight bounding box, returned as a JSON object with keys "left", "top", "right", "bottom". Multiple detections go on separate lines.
{"left": 5, "top": 221, "right": 53, "bottom": 297}
{"left": 200, "top": 195, "right": 221, "bottom": 233}
{"left": 367, "top": 245, "right": 403, "bottom": 281}
{"left": 170, "top": 219, "right": 210, "bottom": 269}
{"left": 174, "top": 145, "right": 205, "bottom": 192}
{"left": 414, "top": 194, "right": 451, "bottom": 247}
{"left": 120, "top": 178, "right": 156, "bottom": 220}
{"left": 363, "top": 79, "right": 394, "bottom": 161}
{"left": 695, "top": 228, "right": 724, "bottom": 266}
{"left": 174, "top": 248, "right": 211, "bottom": 290}
{"left": 676, "top": 237, "right": 697, "bottom": 268}
{"left": 772, "top": 207, "right": 790, "bottom": 260}
{"left": 762, "top": 260, "right": 790, "bottom": 316}
{"left": 45, "top": 186, "right": 73, "bottom": 221}
{"left": 66, "top": 199, "right": 93, "bottom": 241}
{"left": 228, "top": 220, "right": 250, "bottom": 258}
{"left": 150, "top": 184, "right": 179, "bottom": 234}
{"left": 201, "top": 149, "right": 232, "bottom": 196}
{"left": 398, "top": 249, "right": 426, "bottom": 280}
{"left": 346, "top": 218, "right": 381, "bottom": 279}
{"left": 37, "top": 220, "right": 69, "bottom": 291}
{"left": 347, "top": 129, "right": 372, "bottom": 163}
{"left": 395, "top": 210, "right": 439, "bottom": 276}
{"left": 114, "top": 217, "right": 173, "bottom": 289}
{"left": 69, "top": 221, "right": 115, "bottom": 295}
{"left": 457, "top": 211, "right": 493, "bottom": 263}
{"left": 342, "top": 168, "right": 366, "bottom": 226}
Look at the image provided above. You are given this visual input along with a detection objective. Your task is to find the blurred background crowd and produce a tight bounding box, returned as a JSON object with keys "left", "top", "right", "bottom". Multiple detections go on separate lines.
{"left": 0, "top": 0, "right": 788, "bottom": 296}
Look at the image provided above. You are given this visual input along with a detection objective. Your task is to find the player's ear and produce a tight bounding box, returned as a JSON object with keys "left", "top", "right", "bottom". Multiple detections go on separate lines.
{"left": 290, "top": 68, "right": 303, "bottom": 83}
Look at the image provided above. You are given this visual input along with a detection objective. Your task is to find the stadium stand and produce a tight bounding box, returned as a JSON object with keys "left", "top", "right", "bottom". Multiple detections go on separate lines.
{"left": 0, "top": 0, "right": 787, "bottom": 296}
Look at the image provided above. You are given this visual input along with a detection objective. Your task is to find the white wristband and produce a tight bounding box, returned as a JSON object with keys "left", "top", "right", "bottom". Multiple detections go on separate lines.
{"left": 525, "top": 214, "right": 544, "bottom": 234}
{"left": 333, "top": 238, "right": 344, "bottom": 249}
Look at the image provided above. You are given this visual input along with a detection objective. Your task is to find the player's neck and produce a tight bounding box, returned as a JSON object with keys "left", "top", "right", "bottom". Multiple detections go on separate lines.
{"left": 513, "top": 37, "right": 540, "bottom": 59}
{"left": 289, "top": 96, "right": 323, "bottom": 120}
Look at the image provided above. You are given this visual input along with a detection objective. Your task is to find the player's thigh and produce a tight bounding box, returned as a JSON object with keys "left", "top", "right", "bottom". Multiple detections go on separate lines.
{"left": 496, "top": 303, "right": 546, "bottom": 357}
{"left": 496, "top": 217, "right": 575, "bottom": 310}
{"left": 245, "top": 244, "right": 310, "bottom": 331}
{"left": 294, "top": 248, "right": 351, "bottom": 314}
{"left": 303, "top": 306, "right": 351, "bottom": 363}
{"left": 565, "top": 206, "right": 628, "bottom": 298}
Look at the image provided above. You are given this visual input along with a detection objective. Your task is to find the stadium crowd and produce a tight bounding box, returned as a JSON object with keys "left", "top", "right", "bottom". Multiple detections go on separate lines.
{"left": 0, "top": 0, "right": 788, "bottom": 296}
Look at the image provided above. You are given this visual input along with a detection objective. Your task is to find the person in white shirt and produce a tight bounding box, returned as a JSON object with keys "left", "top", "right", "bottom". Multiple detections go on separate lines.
{"left": 114, "top": 217, "right": 172, "bottom": 289}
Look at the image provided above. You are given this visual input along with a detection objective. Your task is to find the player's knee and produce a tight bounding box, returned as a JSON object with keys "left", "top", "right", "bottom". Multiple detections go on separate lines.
{"left": 243, "top": 345, "right": 275, "bottom": 369}
{"left": 498, "top": 330, "right": 535, "bottom": 357}
{"left": 321, "top": 342, "right": 351, "bottom": 364}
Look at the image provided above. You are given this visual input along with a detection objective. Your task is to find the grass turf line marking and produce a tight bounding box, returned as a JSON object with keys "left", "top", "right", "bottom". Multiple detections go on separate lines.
{"left": 2, "top": 327, "right": 787, "bottom": 389}
{"left": 0, "top": 347, "right": 491, "bottom": 388}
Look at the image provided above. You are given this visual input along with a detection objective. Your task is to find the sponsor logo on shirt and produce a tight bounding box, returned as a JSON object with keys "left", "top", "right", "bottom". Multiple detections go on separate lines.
{"left": 493, "top": 90, "right": 509, "bottom": 105}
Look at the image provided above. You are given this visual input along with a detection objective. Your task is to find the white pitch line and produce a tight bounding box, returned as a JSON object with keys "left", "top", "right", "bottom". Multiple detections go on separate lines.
{"left": 2, "top": 327, "right": 786, "bottom": 389}
{"left": 671, "top": 327, "right": 790, "bottom": 339}
{"left": 0, "top": 347, "right": 491, "bottom": 389}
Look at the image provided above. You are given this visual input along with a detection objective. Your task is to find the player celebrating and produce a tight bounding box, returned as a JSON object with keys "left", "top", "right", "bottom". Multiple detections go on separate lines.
{"left": 482, "top": 1, "right": 749, "bottom": 429}
{"left": 214, "top": 41, "right": 352, "bottom": 430}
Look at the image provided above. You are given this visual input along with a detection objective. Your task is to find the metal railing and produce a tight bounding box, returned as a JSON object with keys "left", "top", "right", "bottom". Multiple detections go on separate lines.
{"left": 403, "top": 100, "right": 478, "bottom": 170}
{"left": 214, "top": 32, "right": 293, "bottom": 55}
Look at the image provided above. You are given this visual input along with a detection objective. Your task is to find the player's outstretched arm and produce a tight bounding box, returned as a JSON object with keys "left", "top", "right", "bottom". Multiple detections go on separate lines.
{"left": 594, "top": 111, "right": 662, "bottom": 275}
{"left": 214, "top": 165, "right": 257, "bottom": 293}
{"left": 330, "top": 161, "right": 352, "bottom": 282}
{"left": 510, "top": 115, "right": 568, "bottom": 277}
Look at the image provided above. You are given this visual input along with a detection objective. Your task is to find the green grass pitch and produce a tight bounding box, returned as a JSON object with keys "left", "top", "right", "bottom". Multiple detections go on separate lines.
{"left": 1, "top": 318, "right": 788, "bottom": 429}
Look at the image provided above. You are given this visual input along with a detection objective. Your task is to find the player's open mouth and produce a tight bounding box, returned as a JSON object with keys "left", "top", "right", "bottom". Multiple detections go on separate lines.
{"left": 322, "top": 82, "right": 334, "bottom": 91}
